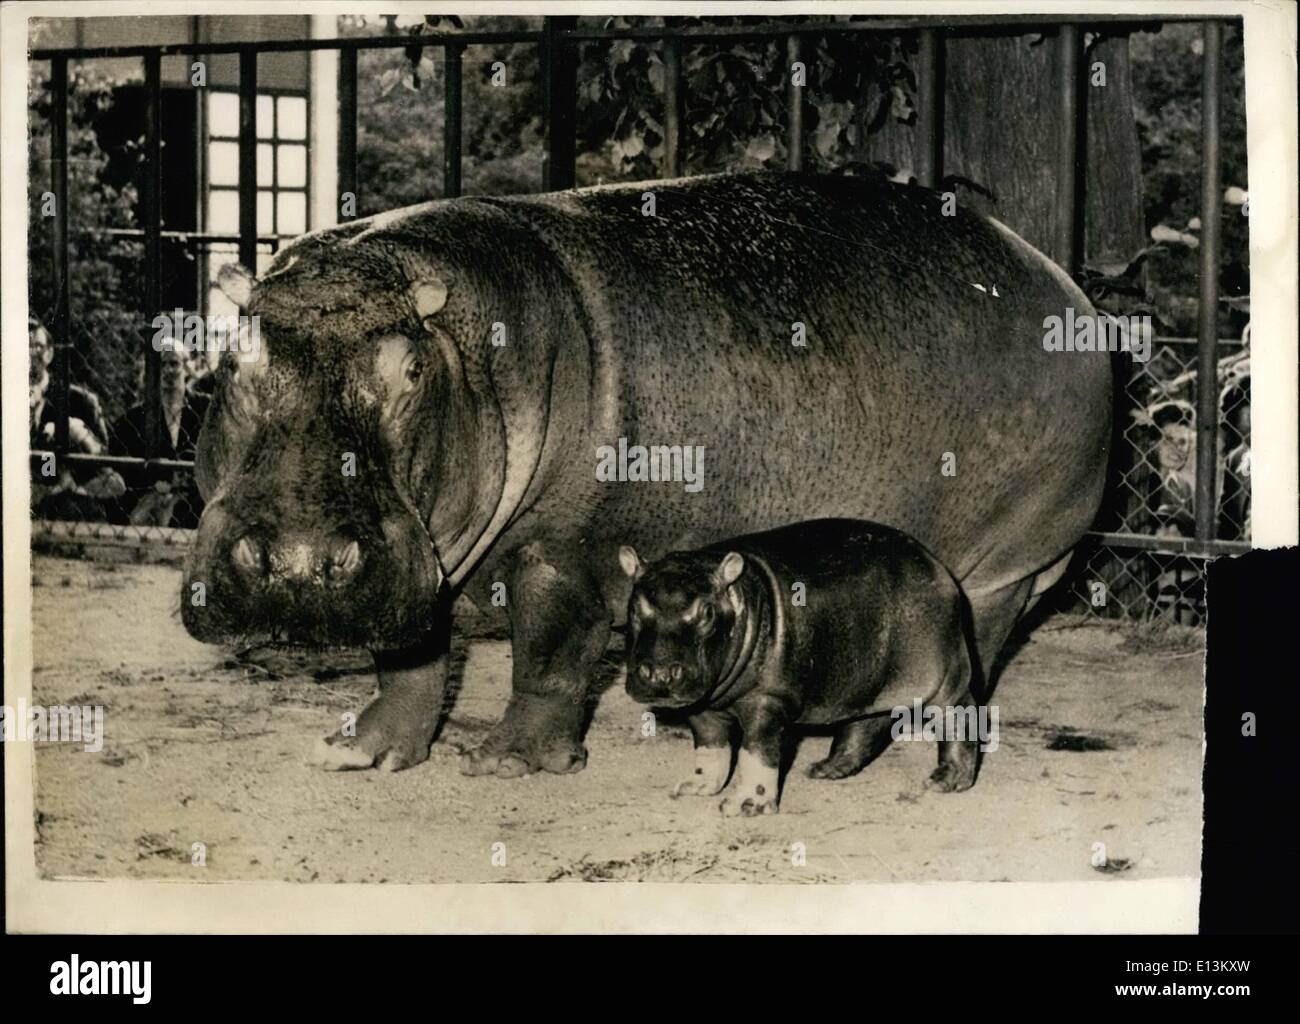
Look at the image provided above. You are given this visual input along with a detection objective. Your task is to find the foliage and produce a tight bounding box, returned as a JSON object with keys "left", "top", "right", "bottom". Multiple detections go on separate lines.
{"left": 344, "top": 13, "right": 919, "bottom": 207}
{"left": 340, "top": 14, "right": 545, "bottom": 208}
{"left": 573, "top": 14, "right": 916, "bottom": 182}
{"left": 1130, "top": 22, "right": 1249, "bottom": 326}
{"left": 27, "top": 49, "right": 144, "bottom": 426}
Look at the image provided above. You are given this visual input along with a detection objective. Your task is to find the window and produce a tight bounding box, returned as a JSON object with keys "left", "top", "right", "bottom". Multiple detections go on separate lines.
{"left": 204, "top": 91, "right": 308, "bottom": 317}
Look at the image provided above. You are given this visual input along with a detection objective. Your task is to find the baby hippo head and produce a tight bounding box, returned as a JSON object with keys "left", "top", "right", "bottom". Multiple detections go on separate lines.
{"left": 618, "top": 545, "right": 746, "bottom": 708}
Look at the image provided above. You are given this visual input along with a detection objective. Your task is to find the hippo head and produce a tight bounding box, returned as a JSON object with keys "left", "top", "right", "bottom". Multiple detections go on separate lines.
{"left": 618, "top": 546, "right": 746, "bottom": 708}
{"left": 181, "top": 218, "right": 522, "bottom": 650}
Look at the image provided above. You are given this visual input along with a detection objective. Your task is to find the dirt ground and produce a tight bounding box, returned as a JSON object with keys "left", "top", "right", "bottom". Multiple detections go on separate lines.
{"left": 27, "top": 554, "right": 1203, "bottom": 885}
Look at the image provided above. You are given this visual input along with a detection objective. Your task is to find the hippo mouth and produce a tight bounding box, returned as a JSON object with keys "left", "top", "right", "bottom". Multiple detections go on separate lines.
{"left": 182, "top": 500, "right": 445, "bottom": 651}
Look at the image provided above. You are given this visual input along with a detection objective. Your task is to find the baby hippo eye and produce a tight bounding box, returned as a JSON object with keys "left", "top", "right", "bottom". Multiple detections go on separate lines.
{"left": 694, "top": 602, "right": 715, "bottom": 633}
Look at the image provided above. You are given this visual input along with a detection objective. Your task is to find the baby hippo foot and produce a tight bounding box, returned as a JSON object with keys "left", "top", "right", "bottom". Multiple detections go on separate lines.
{"left": 807, "top": 718, "right": 891, "bottom": 779}
{"left": 923, "top": 742, "right": 979, "bottom": 793}
{"left": 718, "top": 750, "right": 780, "bottom": 817}
{"left": 671, "top": 745, "right": 731, "bottom": 798}
{"left": 807, "top": 750, "right": 864, "bottom": 780}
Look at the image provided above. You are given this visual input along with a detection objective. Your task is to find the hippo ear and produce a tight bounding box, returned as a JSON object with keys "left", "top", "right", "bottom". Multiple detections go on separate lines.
{"left": 410, "top": 277, "right": 448, "bottom": 326}
{"left": 713, "top": 552, "right": 745, "bottom": 590}
{"left": 217, "top": 264, "right": 256, "bottom": 308}
{"left": 618, "top": 545, "right": 644, "bottom": 581}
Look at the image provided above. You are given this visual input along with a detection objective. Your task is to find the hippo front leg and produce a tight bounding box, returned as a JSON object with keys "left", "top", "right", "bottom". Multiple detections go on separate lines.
{"left": 671, "top": 711, "right": 734, "bottom": 797}
{"left": 460, "top": 542, "right": 611, "bottom": 778}
{"left": 310, "top": 612, "right": 452, "bottom": 772}
{"left": 720, "top": 695, "right": 791, "bottom": 817}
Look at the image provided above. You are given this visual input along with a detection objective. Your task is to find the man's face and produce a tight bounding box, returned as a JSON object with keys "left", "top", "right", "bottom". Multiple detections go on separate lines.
{"left": 29, "top": 324, "right": 52, "bottom": 397}
{"left": 160, "top": 347, "right": 187, "bottom": 394}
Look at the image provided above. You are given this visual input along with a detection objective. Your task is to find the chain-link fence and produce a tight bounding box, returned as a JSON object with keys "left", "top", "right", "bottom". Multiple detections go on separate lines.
{"left": 1047, "top": 332, "right": 1251, "bottom": 625}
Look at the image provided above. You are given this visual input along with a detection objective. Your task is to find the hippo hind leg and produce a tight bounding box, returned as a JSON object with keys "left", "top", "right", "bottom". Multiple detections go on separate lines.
{"left": 459, "top": 541, "right": 610, "bottom": 778}
{"left": 923, "top": 644, "right": 981, "bottom": 793}
{"left": 806, "top": 716, "right": 895, "bottom": 780}
{"left": 966, "top": 550, "right": 1075, "bottom": 696}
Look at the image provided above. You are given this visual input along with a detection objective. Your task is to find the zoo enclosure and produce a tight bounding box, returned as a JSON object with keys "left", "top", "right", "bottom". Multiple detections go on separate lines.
{"left": 29, "top": 14, "right": 1249, "bottom": 621}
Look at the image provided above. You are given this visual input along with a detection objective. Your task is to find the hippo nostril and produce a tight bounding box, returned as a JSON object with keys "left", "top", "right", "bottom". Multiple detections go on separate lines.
{"left": 326, "top": 538, "right": 363, "bottom": 584}
{"left": 231, "top": 535, "right": 265, "bottom": 577}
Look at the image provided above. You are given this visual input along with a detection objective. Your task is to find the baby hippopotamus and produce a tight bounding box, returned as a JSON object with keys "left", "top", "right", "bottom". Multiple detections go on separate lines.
{"left": 618, "top": 519, "right": 979, "bottom": 816}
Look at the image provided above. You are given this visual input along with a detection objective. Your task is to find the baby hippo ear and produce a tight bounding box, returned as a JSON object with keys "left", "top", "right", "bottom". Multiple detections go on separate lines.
{"left": 217, "top": 264, "right": 257, "bottom": 309}
{"left": 618, "top": 545, "right": 645, "bottom": 580}
{"left": 713, "top": 552, "right": 745, "bottom": 590}
{"left": 410, "top": 277, "right": 448, "bottom": 328}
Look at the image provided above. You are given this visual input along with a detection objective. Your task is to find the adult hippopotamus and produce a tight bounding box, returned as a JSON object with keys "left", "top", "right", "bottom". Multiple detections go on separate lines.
{"left": 181, "top": 170, "right": 1111, "bottom": 777}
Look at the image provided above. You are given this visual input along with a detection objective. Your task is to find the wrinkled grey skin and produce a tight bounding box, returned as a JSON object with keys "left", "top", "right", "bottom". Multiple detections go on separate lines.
{"left": 181, "top": 170, "right": 1111, "bottom": 776}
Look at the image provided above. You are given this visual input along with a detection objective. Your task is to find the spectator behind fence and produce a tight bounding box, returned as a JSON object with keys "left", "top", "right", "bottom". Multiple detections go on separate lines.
{"left": 108, "top": 340, "right": 210, "bottom": 529}
{"left": 29, "top": 316, "right": 125, "bottom": 521}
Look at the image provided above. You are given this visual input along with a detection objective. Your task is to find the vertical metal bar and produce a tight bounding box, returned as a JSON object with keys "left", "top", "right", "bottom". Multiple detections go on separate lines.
{"left": 662, "top": 32, "right": 683, "bottom": 178}
{"left": 444, "top": 42, "right": 463, "bottom": 198}
{"left": 786, "top": 35, "right": 804, "bottom": 172}
{"left": 1195, "top": 20, "right": 1224, "bottom": 542}
{"left": 338, "top": 47, "right": 358, "bottom": 209}
{"left": 1054, "top": 23, "right": 1080, "bottom": 272}
{"left": 914, "top": 28, "right": 942, "bottom": 189}
{"left": 542, "top": 16, "right": 578, "bottom": 191}
{"left": 238, "top": 51, "right": 258, "bottom": 271}
{"left": 142, "top": 51, "right": 163, "bottom": 460}
{"left": 49, "top": 55, "right": 70, "bottom": 457}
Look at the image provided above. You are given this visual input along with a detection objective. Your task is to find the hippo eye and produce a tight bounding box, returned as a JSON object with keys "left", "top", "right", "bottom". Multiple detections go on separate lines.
{"left": 374, "top": 335, "right": 428, "bottom": 406}
{"left": 693, "top": 603, "right": 715, "bottom": 634}
{"left": 403, "top": 355, "right": 423, "bottom": 386}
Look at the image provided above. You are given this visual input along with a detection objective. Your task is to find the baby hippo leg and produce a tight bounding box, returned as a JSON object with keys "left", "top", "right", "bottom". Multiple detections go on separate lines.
{"left": 923, "top": 654, "right": 981, "bottom": 793}
{"left": 807, "top": 716, "right": 895, "bottom": 779}
{"left": 672, "top": 711, "right": 734, "bottom": 798}
{"left": 720, "top": 696, "right": 787, "bottom": 817}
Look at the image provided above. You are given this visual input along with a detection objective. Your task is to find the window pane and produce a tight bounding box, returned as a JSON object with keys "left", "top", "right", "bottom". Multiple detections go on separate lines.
{"left": 208, "top": 284, "right": 238, "bottom": 320}
{"left": 257, "top": 94, "right": 274, "bottom": 139}
{"left": 209, "top": 92, "right": 238, "bottom": 137}
{"left": 256, "top": 251, "right": 275, "bottom": 275}
{"left": 277, "top": 144, "right": 307, "bottom": 187}
{"left": 258, "top": 191, "right": 274, "bottom": 235}
{"left": 278, "top": 96, "right": 307, "bottom": 140}
{"left": 207, "top": 242, "right": 238, "bottom": 281}
{"left": 277, "top": 192, "right": 307, "bottom": 236}
{"left": 208, "top": 141, "right": 238, "bottom": 186}
{"left": 209, "top": 190, "right": 239, "bottom": 234}
{"left": 257, "top": 143, "right": 274, "bottom": 187}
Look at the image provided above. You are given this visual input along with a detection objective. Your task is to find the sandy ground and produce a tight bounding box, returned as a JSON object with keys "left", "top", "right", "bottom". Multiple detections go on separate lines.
{"left": 26, "top": 554, "right": 1203, "bottom": 884}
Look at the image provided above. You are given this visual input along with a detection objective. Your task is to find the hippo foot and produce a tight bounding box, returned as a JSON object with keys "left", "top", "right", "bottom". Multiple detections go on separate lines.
{"left": 806, "top": 754, "right": 864, "bottom": 780}
{"left": 459, "top": 693, "right": 588, "bottom": 778}
{"left": 671, "top": 776, "right": 726, "bottom": 799}
{"left": 719, "top": 793, "right": 779, "bottom": 817}
{"left": 308, "top": 700, "right": 437, "bottom": 773}
{"left": 924, "top": 758, "right": 978, "bottom": 793}
{"left": 671, "top": 746, "right": 731, "bottom": 798}
{"left": 676, "top": 774, "right": 728, "bottom": 800}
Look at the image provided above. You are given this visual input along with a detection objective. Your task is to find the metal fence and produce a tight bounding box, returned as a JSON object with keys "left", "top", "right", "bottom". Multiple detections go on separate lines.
{"left": 28, "top": 14, "right": 1248, "bottom": 621}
